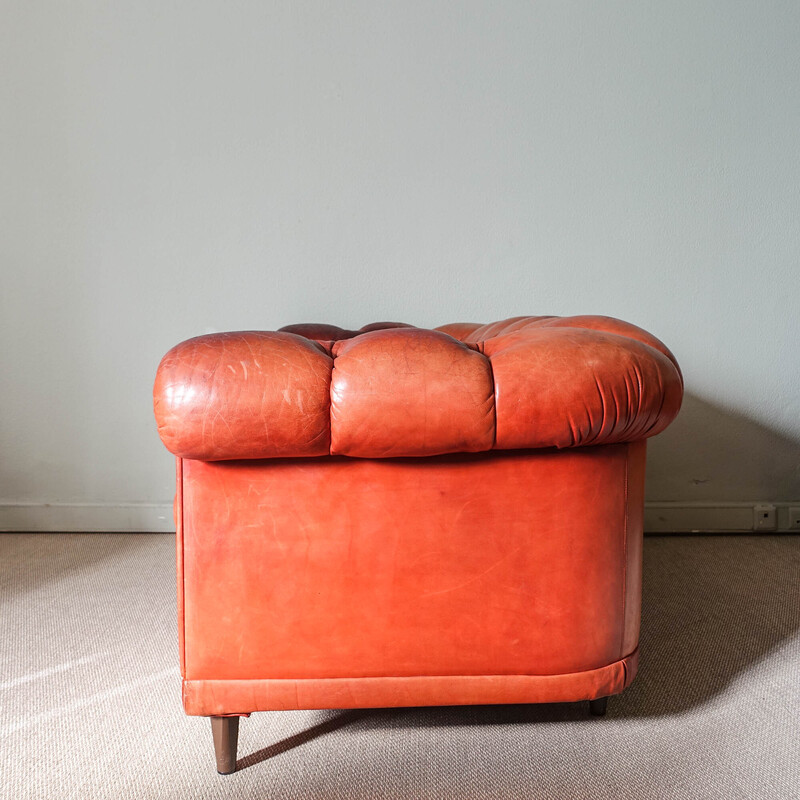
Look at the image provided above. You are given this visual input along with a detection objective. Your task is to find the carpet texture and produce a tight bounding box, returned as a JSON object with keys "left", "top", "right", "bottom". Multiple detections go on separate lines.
{"left": 1, "top": 533, "right": 798, "bottom": 799}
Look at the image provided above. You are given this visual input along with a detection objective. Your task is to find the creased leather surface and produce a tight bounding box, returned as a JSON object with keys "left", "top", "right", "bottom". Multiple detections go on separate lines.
{"left": 182, "top": 651, "right": 638, "bottom": 715}
{"left": 179, "top": 445, "right": 642, "bottom": 694}
{"left": 154, "top": 316, "right": 682, "bottom": 460}
{"left": 154, "top": 332, "right": 332, "bottom": 460}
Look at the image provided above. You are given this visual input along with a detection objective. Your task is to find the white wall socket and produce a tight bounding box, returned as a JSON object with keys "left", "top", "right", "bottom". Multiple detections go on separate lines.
{"left": 754, "top": 504, "right": 777, "bottom": 531}
{"left": 788, "top": 507, "right": 800, "bottom": 531}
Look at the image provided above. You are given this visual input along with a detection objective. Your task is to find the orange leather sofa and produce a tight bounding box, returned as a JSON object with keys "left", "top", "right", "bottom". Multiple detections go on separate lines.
{"left": 153, "top": 315, "right": 682, "bottom": 773}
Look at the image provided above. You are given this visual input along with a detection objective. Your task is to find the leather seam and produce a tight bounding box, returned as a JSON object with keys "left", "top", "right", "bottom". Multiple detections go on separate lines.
{"left": 327, "top": 354, "right": 336, "bottom": 456}
{"left": 182, "top": 661, "right": 631, "bottom": 682}
{"left": 178, "top": 456, "right": 186, "bottom": 679}
{"left": 483, "top": 346, "right": 497, "bottom": 450}
{"left": 620, "top": 446, "right": 629, "bottom": 661}
{"left": 620, "top": 645, "right": 639, "bottom": 661}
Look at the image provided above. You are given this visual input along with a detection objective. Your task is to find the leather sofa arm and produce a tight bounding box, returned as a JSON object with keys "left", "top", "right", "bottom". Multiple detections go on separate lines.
{"left": 153, "top": 316, "right": 683, "bottom": 460}
{"left": 154, "top": 332, "right": 333, "bottom": 460}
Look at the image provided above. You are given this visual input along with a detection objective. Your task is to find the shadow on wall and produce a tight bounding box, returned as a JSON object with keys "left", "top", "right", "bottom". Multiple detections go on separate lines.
{"left": 646, "top": 393, "right": 800, "bottom": 502}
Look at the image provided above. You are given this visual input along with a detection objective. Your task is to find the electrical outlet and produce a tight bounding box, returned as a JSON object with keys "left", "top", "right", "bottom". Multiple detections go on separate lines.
{"left": 788, "top": 507, "right": 800, "bottom": 531}
{"left": 754, "top": 504, "right": 777, "bottom": 531}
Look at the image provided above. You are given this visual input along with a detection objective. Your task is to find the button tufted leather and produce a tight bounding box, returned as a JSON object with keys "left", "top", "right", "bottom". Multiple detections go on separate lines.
{"left": 330, "top": 328, "right": 496, "bottom": 457}
{"left": 154, "top": 316, "right": 682, "bottom": 460}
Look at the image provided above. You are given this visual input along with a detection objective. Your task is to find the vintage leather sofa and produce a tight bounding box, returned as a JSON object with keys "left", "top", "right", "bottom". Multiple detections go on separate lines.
{"left": 153, "top": 315, "right": 682, "bottom": 773}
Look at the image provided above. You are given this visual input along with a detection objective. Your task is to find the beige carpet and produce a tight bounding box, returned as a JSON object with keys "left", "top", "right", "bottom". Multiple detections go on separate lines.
{"left": 1, "top": 533, "right": 798, "bottom": 799}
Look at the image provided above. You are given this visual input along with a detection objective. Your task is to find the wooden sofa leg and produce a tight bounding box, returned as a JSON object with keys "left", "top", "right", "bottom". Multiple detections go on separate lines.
{"left": 210, "top": 716, "right": 240, "bottom": 774}
{"left": 589, "top": 697, "right": 608, "bottom": 717}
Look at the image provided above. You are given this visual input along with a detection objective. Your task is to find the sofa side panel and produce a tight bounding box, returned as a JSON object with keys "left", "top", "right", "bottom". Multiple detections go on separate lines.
{"left": 181, "top": 447, "right": 631, "bottom": 684}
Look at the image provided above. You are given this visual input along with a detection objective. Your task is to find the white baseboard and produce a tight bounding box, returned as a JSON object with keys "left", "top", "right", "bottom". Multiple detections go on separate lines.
{"left": 1, "top": 502, "right": 797, "bottom": 534}
{"left": 644, "top": 502, "right": 799, "bottom": 533}
{"left": 0, "top": 503, "right": 174, "bottom": 532}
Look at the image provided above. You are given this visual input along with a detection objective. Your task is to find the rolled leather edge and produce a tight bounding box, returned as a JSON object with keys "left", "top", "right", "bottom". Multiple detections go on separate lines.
{"left": 154, "top": 316, "right": 683, "bottom": 460}
{"left": 181, "top": 651, "right": 638, "bottom": 715}
{"left": 153, "top": 331, "right": 333, "bottom": 460}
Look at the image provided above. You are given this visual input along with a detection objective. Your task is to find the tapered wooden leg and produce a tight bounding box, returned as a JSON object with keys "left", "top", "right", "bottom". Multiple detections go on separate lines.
{"left": 589, "top": 697, "right": 608, "bottom": 717}
{"left": 210, "top": 716, "right": 240, "bottom": 774}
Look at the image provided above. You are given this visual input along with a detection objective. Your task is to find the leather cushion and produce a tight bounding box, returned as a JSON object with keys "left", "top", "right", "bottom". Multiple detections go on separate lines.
{"left": 330, "top": 328, "right": 495, "bottom": 457}
{"left": 153, "top": 332, "right": 332, "bottom": 460}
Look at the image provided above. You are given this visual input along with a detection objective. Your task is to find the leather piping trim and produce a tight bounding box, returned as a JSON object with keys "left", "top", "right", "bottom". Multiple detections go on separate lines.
{"left": 181, "top": 652, "right": 639, "bottom": 716}
{"left": 177, "top": 456, "right": 186, "bottom": 678}
{"left": 620, "top": 444, "right": 629, "bottom": 661}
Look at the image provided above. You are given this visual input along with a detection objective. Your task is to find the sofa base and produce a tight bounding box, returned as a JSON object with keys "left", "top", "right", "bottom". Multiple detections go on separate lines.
{"left": 183, "top": 649, "right": 637, "bottom": 716}
{"left": 202, "top": 655, "right": 633, "bottom": 774}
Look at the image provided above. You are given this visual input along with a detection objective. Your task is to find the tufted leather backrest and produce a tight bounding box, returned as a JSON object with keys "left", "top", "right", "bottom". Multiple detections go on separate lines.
{"left": 153, "top": 316, "right": 682, "bottom": 460}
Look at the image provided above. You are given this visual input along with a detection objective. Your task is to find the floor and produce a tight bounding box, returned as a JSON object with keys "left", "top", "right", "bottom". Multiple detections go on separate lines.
{"left": 1, "top": 533, "right": 798, "bottom": 799}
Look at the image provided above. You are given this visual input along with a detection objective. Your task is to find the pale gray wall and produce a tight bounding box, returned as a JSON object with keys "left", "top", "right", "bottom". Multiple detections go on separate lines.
{"left": 2, "top": 2, "right": 799, "bottom": 525}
